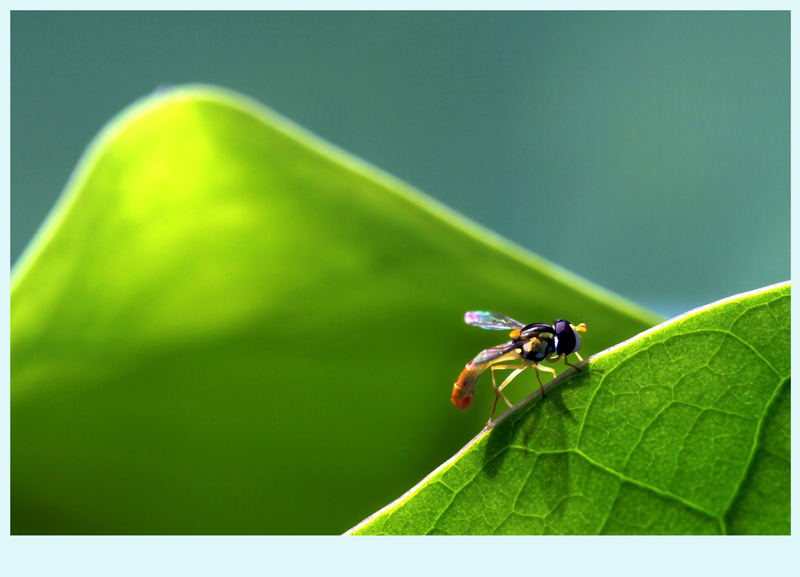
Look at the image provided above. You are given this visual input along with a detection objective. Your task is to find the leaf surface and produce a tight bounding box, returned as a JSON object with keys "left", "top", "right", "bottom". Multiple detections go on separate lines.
{"left": 348, "top": 282, "right": 790, "bottom": 535}
{"left": 11, "top": 86, "right": 661, "bottom": 534}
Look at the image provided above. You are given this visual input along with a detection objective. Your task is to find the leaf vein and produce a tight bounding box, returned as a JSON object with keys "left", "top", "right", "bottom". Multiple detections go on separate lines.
{"left": 510, "top": 445, "right": 720, "bottom": 522}
{"left": 722, "top": 376, "right": 789, "bottom": 514}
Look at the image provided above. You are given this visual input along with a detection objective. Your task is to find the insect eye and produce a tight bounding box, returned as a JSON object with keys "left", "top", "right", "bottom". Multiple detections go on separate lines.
{"left": 553, "top": 319, "right": 580, "bottom": 355}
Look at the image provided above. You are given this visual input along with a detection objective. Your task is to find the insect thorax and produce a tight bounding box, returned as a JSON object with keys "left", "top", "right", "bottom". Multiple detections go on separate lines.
{"left": 517, "top": 335, "right": 555, "bottom": 362}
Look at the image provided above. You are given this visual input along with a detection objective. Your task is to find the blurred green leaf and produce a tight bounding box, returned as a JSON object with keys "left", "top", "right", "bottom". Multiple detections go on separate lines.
{"left": 11, "top": 85, "right": 661, "bottom": 534}
{"left": 348, "top": 282, "right": 790, "bottom": 535}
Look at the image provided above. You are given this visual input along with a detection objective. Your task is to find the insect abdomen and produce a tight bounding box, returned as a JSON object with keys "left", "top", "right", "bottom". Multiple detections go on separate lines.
{"left": 451, "top": 363, "right": 483, "bottom": 409}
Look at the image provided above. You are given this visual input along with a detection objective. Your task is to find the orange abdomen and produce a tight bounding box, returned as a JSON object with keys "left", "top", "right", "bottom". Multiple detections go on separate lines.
{"left": 451, "top": 363, "right": 482, "bottom": 409}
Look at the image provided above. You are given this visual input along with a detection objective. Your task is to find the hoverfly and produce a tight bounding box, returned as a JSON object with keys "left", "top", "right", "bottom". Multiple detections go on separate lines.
{"left": 451, "top": 311, "right": 587, "bottom": 424}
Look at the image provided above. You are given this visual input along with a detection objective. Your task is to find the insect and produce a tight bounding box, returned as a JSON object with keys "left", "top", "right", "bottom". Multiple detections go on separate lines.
{"left": 451, "top": 311, "right": 587, "bottom": 424}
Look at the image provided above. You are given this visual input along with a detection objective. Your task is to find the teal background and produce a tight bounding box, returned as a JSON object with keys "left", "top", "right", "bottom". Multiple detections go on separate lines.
{"left": 11, "top": 11, "right": 789, "bottom": 317}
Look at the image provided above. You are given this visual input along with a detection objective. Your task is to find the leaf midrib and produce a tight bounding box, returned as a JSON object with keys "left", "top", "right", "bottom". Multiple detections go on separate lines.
{"left": 723, "top": 375, "right": 789, "bottom": 514}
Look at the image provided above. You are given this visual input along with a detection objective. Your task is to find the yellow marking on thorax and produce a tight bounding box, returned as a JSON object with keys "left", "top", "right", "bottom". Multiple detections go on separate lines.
{"left": 523, "top": 337, "right": 542, "bottom": 352}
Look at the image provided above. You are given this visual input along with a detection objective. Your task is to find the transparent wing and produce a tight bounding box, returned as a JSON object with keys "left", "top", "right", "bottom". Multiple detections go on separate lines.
{"left": 470, "top": 343, "right": 519, "bottom": 365}
{"left": 464, "top": 311, "right": 525, "bottom": 331}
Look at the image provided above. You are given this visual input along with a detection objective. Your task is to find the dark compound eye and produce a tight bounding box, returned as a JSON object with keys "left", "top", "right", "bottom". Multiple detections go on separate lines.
{"left": 553, "top": 319, "right": 580, "bottom": 355}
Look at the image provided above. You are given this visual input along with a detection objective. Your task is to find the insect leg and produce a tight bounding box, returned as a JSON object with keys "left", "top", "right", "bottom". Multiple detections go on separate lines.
{"left": 545, "top": 353, "right": 583, "bottom": 372}
{"left": 495, "top": 364, "right": 533, "bottom": 402}
{"left": 488, "top": 365, "right": 511, "bottom": 426}
{"left": 487, "top": 362, "right": 530, "bottom": 424}
{"left": 562, "top": 351, "right": 584, "bottom": 371}
{"left": 531, "top": 363, "right": 557, "bottom": 397}
{"left": 497, "top": 361, "right": 533, "bottom": 395}
{"left": 489, "top": 363, "right": 521, "bottom": 415}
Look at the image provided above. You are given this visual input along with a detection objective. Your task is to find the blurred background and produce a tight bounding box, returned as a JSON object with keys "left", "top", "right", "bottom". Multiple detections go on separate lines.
{"left": 11, "top": 11, "right": 789, "bottom": 318}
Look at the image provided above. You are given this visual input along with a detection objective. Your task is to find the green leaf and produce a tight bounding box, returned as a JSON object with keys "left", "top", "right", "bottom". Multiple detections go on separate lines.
{"left": 348, "top": 282, "right": 790, "bottom": 535}
{"left": 11, "top": 85, "right": 660, "bottom": 534}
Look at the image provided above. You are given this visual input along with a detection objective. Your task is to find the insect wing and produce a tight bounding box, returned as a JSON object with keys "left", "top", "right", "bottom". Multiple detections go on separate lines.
{"left": 464, "top": 311, "right": 525, "bottom": 331}
{"left": 470, "top": 343, "right": 517, "bottom": 365}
